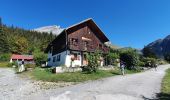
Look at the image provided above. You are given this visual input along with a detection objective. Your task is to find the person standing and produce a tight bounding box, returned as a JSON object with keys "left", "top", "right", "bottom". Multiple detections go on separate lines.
{"left": 19, "top": 60, "right": 25, "bottom": 72}
{"left": 120, "top": 60, "right": 125, "bottom": 75}
{"left": 154, "top": 63, "right": 158, "bottom": 71}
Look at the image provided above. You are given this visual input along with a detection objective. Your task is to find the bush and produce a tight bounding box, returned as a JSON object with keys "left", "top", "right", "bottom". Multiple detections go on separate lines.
{"left": 138, "top": 61, "right": 145, "bottom": 67}
{"left": 25, "top": 64, "right": 36, "bottom": 68}
{"left": 158, "top": 59, "right": 168, "bottom": 65}
{"left": 7, "top": 63, "right": 13, "bottom": 67}
{"left": 84, "top": 51, "right": 101, "bottom": 73}
{"left": 164, "top": 53, "right": 170, "bottom": 63}
{"left": 120, "top": 49, "right": 139, "bottom": 70}
{"left": 0, "top": 53, "right": 11, "bottom": 62}
{"left": 107, "top": 52, "right": 119, "bottom": 65}
{"left": 142, "top": 57, "right": 157, "bottom": 67}
{"left": 7, "top": 62, "right": 18, "bottom": 67}
{"left": 33, "top": 51, "right": 47, "bottom": 66}
{"left": 143, "top": 47, "right": 157, "bottom": 58}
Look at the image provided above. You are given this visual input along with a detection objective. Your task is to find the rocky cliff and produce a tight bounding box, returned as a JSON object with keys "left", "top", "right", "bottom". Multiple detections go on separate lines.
{"left": 144, "top": 35, "right": 170, "bottom": 58}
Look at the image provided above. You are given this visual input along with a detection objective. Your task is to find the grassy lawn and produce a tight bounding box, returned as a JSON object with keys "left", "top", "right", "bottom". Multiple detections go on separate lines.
{"left": 162, "top": 68, "right": 170, "bottom": 94}
{"left": 0, "top": 62, "right": 9, "bottom": 67}
{"left": 31, "top": 67, "right": 140, "bottom": 82}
{"left": 158, "top": 68, "right": 170, "bottom": 100}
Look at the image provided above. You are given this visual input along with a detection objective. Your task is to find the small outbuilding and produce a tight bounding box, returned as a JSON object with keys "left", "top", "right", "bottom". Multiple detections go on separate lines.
{"left": 10, "top": 54, "right": 34, "bottom": 64}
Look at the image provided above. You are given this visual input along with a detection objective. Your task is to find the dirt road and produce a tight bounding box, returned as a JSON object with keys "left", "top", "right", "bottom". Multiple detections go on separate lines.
{"left": 0, "top": 65, "right": 170, "bottom": 100}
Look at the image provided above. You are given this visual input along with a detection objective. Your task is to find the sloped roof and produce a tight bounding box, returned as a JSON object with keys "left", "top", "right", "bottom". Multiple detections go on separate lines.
{"left": 66, "top": 18, "right": 109, "bottom": 42}
{"left": 11, "top": 54, "right": 34, "bottom": 60}
{"left": 45, "top": 18, "right": 110, "bottom": 53}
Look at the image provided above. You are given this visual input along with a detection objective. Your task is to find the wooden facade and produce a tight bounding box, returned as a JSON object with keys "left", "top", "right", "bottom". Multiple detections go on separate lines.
{"left": 45, "top": 18, "right": 109, "bottom": 55}
{"left": 67, "top": 24, "right": 109, "bottom": 53}
{"left": 45, "top": 18, "right": 110, "bottom": 67}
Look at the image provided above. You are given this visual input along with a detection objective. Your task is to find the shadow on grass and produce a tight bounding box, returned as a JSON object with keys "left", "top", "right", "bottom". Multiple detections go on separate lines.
{"left": 142, "top": 93, "right": 170, "bottom": 100}
{"left": 156, "top": 93, "right": 170, "bottom": 100}
{"left": 110, "top": 72, "right": 121, "bottom": 75}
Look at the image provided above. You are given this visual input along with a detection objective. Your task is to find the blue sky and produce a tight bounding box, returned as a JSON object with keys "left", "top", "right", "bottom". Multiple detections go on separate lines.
{"left": 1, "top": 0, "right": 170, "bottom": 49}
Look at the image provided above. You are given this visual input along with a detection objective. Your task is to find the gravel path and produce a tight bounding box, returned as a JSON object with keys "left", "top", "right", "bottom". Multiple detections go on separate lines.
{"left": 0, "top": 65, "right": 170, "bottom": 100}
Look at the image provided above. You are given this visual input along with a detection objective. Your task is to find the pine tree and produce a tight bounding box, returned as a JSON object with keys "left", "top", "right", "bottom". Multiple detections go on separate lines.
{"left": 0, "top": 23, "right": 56, "bottom": 54}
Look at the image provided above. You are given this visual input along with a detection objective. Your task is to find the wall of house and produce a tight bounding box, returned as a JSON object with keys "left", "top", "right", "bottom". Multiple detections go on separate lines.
{"left": 47, "top": 50, "right": 82, "bottom": 67}
{"left": 47, "top": 52, "right": 54, "bottom": 66}
{"left": 67, "top": 24, "right": 109, "bottom": 53}
{"left": 66, "top": 51, "right": 82, "bottom": 67}
{"left": 47, "top": 50, "right": 67, "bottom": 67}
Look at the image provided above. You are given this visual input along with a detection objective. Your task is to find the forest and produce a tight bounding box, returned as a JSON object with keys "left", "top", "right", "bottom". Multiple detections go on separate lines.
{"left": 0, "top": 21, "right": 56, "bottom": 54}
{"left": 0, "top": 18, "right": 56, "bottom": 63}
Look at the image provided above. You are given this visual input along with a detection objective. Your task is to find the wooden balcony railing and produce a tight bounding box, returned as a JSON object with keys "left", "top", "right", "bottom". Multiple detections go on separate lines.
{"left": 68, "top": 42, "right": 109, "bottom": 53}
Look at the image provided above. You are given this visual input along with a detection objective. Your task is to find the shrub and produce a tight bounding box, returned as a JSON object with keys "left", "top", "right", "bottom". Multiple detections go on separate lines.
{"left": 33, "top": 51, "right": 47, "bottom": 66}
{"left": 7, "top": 63, "right": 13, "bottom": 67}
{"left": 0, "top": 53, "right": 11, "bottom": 62}
{"left": 164, "top": 53, "right": 170, "bottom": 63}
{"left": 142, "top": 57, "right": 157, "bottom": 67}
{"left": 157, "top": 59, "right": 168, "bottom": 65}
{"left": 44, "top": 68, "right": 53, "bottom": 73}
{"left": 7, "top": 62, "right": 18, "bottom": 67}
{"left": 120, "top": 49, "right": 139, "bottom": 69}
{"left": 143, "top": 47, "right": 157, "bottom": 58}
{"left": 84, "top": 51, "right": 101, "bottom": 73}
{"left": 25, "top": 64, "right": 36, "bottom": 68}
{"left": 138, "top": 61, "right": 145, "bottom": 67}
{"left": 107, "top": 52, "right": 119, "bottom": 65}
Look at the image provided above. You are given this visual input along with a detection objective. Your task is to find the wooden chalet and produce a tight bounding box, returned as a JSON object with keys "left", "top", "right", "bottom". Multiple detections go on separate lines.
{"left": 45, "top": 18, "right": 110, "bottom": 68}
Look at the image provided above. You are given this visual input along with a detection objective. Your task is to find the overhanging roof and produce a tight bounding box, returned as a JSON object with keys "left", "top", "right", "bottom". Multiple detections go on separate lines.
{"left": 66, "top": 18, "right": 109, "bottom": 42}
{"left": 45, "top": 18, "right": 110, "bottom": 53}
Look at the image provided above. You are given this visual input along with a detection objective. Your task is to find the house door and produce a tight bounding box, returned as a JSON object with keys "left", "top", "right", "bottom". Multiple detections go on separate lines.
{"left": 82, "top": 53, "right": 88, "bottom": 66}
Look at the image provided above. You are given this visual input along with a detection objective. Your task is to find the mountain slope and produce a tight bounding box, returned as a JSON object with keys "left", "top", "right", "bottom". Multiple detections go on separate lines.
{"left": 144, "top": 35, "right": 170, "bottom": 58}
{"left": 105, "top": 42, "right": 120, "bottom": 49}
{"left": 34, "top": 25, "right": 63, "bottom": 35}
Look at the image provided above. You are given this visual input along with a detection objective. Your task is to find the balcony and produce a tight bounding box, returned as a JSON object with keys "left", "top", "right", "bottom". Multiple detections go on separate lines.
{"left": 68, "top": 42, "right": 109, "bottom": 53}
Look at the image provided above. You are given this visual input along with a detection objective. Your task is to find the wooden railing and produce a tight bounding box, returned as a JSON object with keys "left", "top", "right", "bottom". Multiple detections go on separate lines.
{"left": 68, "top": 42, "right": 109, "bottom": 53}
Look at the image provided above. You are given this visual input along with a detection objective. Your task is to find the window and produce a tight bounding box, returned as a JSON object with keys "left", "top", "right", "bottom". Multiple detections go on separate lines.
{"left": 73, "top": 38, "right": 78, "bottom": 43}
{"left": 74, "top": 53, "right": 78, "bottom": 60}
{"left": 53, "top": 56, "right": 56, "bottom": 62}
{"left": 48, "top": 58, "right": 51, "bottom": 61}
{"left": 84, "top": 41, "right": 88, "bottom": 50}
{"left": 98, "top": 44, "right": 102, "bottom": 49}
{"left": 57, "top": 55, "right": 60, "bottom": 61}
{"left": 69, "top": 38, "right": 78, "bottom": 45}
{"left": 71, "top": 52, "right": 80, "bottom": 60}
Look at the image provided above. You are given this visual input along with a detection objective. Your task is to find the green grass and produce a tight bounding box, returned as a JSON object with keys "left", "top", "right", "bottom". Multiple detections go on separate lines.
{"left": 0, "top": 62, "right": 9, "bottom": 67}
{"left": 162, "top": 68, "right": 170, "bottom": 94}
{"left": 158, "top": 68, "right": 170, "bottom": 100}
{"left": 31, "top": 67, "right": 140, "bottom": 82}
